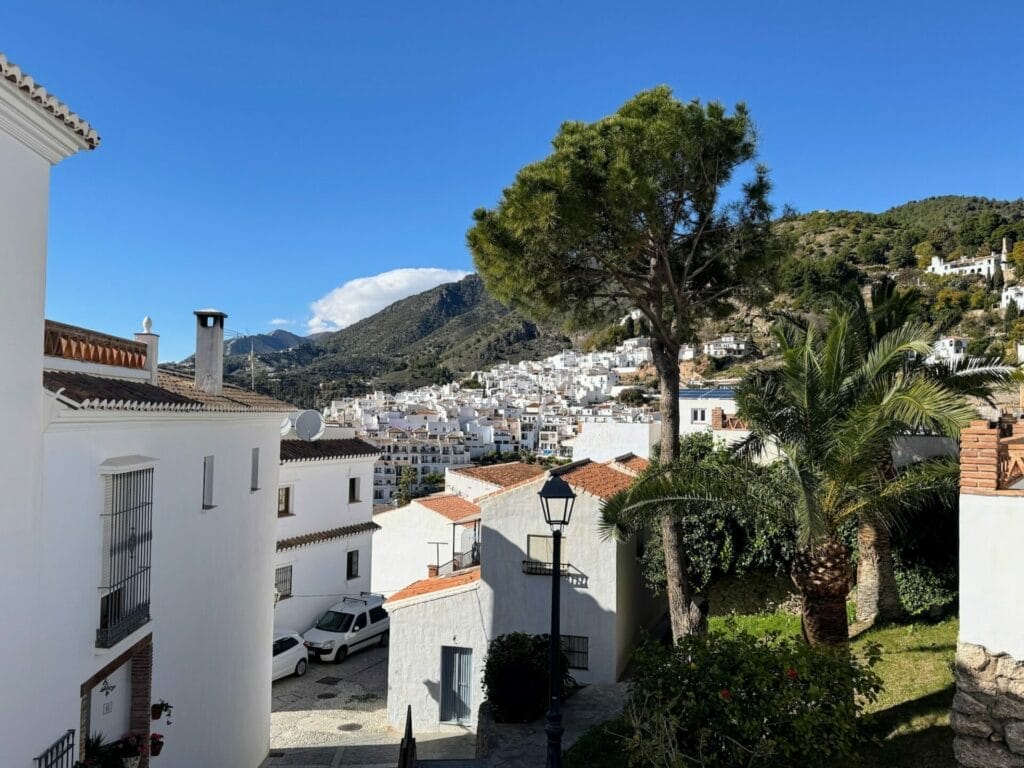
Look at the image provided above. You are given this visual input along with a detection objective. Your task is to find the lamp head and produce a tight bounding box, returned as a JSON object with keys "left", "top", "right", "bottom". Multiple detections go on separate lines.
{"left": 538, "top": 474, "right": 576, "bottom": 532}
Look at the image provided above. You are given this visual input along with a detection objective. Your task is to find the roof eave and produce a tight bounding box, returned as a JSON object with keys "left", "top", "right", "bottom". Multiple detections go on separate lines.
{"left": 0, "top": 70, "right": 96, "bottom": 162}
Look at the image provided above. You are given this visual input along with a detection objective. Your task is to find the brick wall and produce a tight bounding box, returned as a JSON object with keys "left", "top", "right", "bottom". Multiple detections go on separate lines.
{"left": 959, "top": 420, "right": 1001, "bottom": 493}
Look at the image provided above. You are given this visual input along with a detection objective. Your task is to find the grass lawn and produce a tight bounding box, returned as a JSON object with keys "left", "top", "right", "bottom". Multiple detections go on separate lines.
{"left": 565, "top": 610, "right": 957, "bottom": 768}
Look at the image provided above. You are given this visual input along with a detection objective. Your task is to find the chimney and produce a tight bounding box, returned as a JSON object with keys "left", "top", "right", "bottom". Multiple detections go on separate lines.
{"left": 194, "top": 309, "right": 227, "bottom": 395}
{"left": 134, "top": 315, "right": 160, "bottom": 385}
{"left": 427, "top": 564, "right": 439, "bottom": 578}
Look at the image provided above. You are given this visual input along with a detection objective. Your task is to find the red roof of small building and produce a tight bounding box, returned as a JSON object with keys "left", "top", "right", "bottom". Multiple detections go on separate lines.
{"left": 449, "top": 462, "right": 545, "bottom": 488}
{"left": 557, "top": 460, "right": 635, "bottom": 500}
{"left": 614, "top": 453, "right": 650, "bottom": 474}
{"left": 386, "top": 566, "right": 481, "bottom": 604}
{"left": 415, "top": 494, "right": 481, "bottom": 522}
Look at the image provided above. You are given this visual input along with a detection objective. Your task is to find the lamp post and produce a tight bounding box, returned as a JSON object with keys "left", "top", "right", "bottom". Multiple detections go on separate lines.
{"left": 538, "top": 473, "right": 576, "bottom": 768}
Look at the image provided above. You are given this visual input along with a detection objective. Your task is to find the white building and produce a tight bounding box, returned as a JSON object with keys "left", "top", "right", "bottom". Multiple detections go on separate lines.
{"left": 274, "top": 438, "right": 381, "bottom": 632}
{"left": 368, "top": 430, "right": 471, "bottom": 504}
{"left": 1002, "top": 284, "right": 1024, "bottom": 310}
{"left": 678, "top": 388, "right": 738, "bottom": 433}
{"left": 386, "top": 459, "right": 662, "bottom": 731}
{"left": 702, "top": 335, "right": 751, "bottom": 359}
{"left": 567, "top": 421, "right": 661, "bottom": 462}
{"left": 927, "top": 239, "right": 1008, "bottom": 278}
{"left": 926, "top": 336, "right": 969, "bottom": 365}
{"left": 445, "top": 461, "right": 546, "bottom": 500}
{"left": 38, "top": 313, "right": 294, "bottom": 768}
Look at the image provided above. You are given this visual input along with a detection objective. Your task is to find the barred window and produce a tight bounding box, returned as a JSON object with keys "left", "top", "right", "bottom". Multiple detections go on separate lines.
{"left": 275, "top": 565, "right": 293, "bottom": 600}
{"left": 98, "top": 468, "right": 153, "bottom": 648}
{"left": 561, "top": 635, "right": 588, "bottom": 670}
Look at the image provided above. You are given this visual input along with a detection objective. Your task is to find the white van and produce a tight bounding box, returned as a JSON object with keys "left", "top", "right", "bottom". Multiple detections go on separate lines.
{"left": 302, "top": 594, "right": 390, "bottom": 663}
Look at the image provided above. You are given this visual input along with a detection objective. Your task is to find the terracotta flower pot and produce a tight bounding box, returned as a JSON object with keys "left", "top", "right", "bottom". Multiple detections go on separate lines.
{"left": 151, "top": 740, "right": 164, "bottom": 756}
{"left": 151, "top": 705, "right": 162, "bottom": 720}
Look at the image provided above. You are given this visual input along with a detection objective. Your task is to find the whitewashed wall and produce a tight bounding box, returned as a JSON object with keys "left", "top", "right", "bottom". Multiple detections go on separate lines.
{"left": 445, "top": 470, "right": 497, "bottom": 500}
{"left": 679, "top": 395, "right": 736, "bottom": 432}
{"left": 386, "top": 583, "right": 489, "bottom": 731}
{"left": 568, "top": 422, "right": 660, "bottom": 462}
{"left": 959, "top": 492, "right": 1024, "bottom": 659}
{"left": 371, "top": 501, "right": 459, "bottom": 596}
{"left": 37, "top": 410, "right": 281, "bottom": 768}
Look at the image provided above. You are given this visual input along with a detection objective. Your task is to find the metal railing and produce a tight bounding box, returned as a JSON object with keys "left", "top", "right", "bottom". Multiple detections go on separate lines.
{"left": 34, "top": 730, "right": 75, "bottom": 768}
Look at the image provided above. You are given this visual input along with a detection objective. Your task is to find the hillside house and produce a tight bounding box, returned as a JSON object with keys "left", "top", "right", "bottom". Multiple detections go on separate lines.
{"left": 927, "top": 336, "right": 969, "bottom": 365}
{"left": 1001, "top": 284, "right": 1024, "bottom": 310}
{"left": 385, "top": 459, "right": 662, "bottom": 731}
{"left": 702, "top": 335, "right": 751, "bottom": 359}
{"left": 927, "top": 239, "right": 1009, "bottom": 278}
{"left": 275, "top": 438, "right": 381, "bottom": 632}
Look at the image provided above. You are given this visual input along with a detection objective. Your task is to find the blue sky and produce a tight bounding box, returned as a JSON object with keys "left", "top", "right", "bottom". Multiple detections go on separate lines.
{"left": 4, "top": 1, "right": 1023, "bottom": 360}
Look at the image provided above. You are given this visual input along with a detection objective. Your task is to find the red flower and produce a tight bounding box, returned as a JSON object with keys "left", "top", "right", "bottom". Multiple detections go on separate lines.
{"left": 786, "top": 668, "right": 798, "bottom": 679}
{"left": 719, "top": 688, "right": 731, "bottom": 700}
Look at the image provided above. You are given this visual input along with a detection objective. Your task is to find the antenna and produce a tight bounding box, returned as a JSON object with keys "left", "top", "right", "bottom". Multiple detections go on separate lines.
{"left": 294, "top": 409, "right": 326, "bottom": 441}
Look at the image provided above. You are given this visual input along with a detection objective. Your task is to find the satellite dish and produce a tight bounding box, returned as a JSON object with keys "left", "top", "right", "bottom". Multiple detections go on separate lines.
{"left": 280, "top": 416, "right": 293, "bottom": 438}
{"left": 294, "top": 409, "right": 326, "bottom": 441}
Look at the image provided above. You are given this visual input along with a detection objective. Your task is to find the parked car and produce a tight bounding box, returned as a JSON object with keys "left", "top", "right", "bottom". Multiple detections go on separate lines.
{"left": 272, "top": 629, "right": 308, "bottom": 681}
{"left": 303, "top": 594, "right": 389, "bottom": 663}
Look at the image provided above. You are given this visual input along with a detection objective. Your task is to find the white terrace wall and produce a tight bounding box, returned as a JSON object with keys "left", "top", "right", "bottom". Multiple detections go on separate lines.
{"left": 568, "top": 421, "right": 660, "bottom": 462}
{"left": 38, "top": 409, "right": 281, "bottom": 768}
{"left": 371, "top": 502, "right": 461, "bottom": 597}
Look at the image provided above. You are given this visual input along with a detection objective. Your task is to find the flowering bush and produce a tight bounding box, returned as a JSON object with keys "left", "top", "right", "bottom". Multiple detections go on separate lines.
{"left": 624, "top": 627, "right": 883, "bottom": 767}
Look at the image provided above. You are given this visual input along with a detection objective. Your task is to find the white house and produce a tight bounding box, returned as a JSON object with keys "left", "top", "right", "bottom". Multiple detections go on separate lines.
{"left": 274, "top": 438, "right": 381, "bottom": 632}
{"left": 444, "top": 461, "right": 546, "bottom": 500}
{"left": 38, "top": 312, "right": 294, "bottom": 768}
{"left": 927, "top": 239, "right": 1008, "bottom": 278}
{"left": 950, "top": 419, "right": 1024, "bottom": 766}
{"left": 702, "top": 335, "right": 751, "bottom": 359}
{"left": 567, "top": 421, "right": 661, "bottom": 462}
{"left": 386, "top": 459, "right": 662, "bottom": 732}
{"left": 926, "top": 336, "right": 969, "bottom": 365}
{"left": 679, "top": 388, "right": 738, "bottom": 433}
{"left": 371, "top": 493, "right": 481, "bottom": 598}
{"left": 1001, "top": 284, "right": 1024, "bottom": 310}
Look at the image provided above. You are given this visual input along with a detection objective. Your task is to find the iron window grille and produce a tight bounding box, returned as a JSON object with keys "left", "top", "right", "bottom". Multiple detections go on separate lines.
{"left": 97, "top": 468, "right": 153, "bottom": 648}
{"left": 34, "top": 729, "right": 75, "bottom": 768}
{"left": 275, "top": 565, "right": 293, "bottom": 599}
{"left": 561, "top": 635, "right": 589, "bottom": 670}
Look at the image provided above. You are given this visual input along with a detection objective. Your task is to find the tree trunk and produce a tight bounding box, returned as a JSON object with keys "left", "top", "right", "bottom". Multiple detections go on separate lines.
{"left": 651, "top": 336, "right": 703, "bottom": 639}
{"left": 791, "top": 537, "right": 851, "bottom": 646}
{"left": 855, "top": 515, "right": 903, "bottom": 625}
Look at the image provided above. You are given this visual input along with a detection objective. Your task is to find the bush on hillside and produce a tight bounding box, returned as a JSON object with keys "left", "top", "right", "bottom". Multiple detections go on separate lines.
{"left": 624, "top": 628, "right": 883, "bottom": 768}
{"left": 482, "top": 633, "right": 570, "bottom": 722}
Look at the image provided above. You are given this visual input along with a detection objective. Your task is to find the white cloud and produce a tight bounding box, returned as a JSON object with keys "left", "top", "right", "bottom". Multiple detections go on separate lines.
{"left": 268, "top": 318, "right": 295, "bottom": 327}
{"left": 307, "top": 268, "right": 471, "bottom": 334}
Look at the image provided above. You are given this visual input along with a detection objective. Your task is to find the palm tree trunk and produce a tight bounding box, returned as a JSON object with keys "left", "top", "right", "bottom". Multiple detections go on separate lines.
{"left": 651, "top": 336, "right": 703, "bottom": 639}
{"left": 791, "top": 537, "right": 851, "bottom": 645}
{"left": 855, "top": 516, "right": 903, "bottom": 624}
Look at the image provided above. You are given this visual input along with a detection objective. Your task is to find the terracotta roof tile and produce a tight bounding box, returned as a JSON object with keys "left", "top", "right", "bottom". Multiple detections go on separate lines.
{"left": 277, "top": 521, "right": 380, "bottom": 552}
{"left": 557, "top": 460, "right": 635, "bottom": 500}
{"left": 43, "top": 370, "right": 295, "bottom": 413}
{"left": 0, "top": 53, "right": 99, "bottom": 148}
{"left": 449, "top": 462, "right": 545, "bottom": 488}
{"left": 44, "top": 320, "right": 147, "bottom": 370}
{"left": 386, "top": 566, "right": 481, "bottom": 604}
{"left": 281, "top": 439, "right": 381, "bottom": 463}
{"left": 614, "top": 453, "right": 650, "bottom": 474}
{"left": 414, "top": 494, "right": 481, "bottom": 522}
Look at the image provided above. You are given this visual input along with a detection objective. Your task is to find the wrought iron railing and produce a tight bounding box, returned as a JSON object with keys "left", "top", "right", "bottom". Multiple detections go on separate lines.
{"left": 34, "top": 729, "right": 75, "bottom": 768}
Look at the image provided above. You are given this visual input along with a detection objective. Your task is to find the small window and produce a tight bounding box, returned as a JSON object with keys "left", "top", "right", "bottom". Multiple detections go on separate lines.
{"left": 251, "top": 447, "right": 260, "bottom": 491}
{"left": 369, "top": 606, "right": 388, "bottom": 624}
{"left": 561, "top": 635, "right": 589, "bottom": 670}
{"left": 275, "top": 565, "right": 292, "bottom": 600}
{"left": 691, "top": 408, "right": 707, "bottom": 423}
{"left": 347, "top": 550, "right": 359, "bottom": 580}
{"left": 526, "top": 534, "right": 567, "bottom": 564}
{"left": 353, "top": 612, "right": 367, "bottom": 632}
{"left": 278, "top": 487, "right": 292, "bottom": 517}
{"left": 348, "top": 477, "right": 360, "bottom": 503}
{"left": 202, "top": 455, "right": 215, "bottom": 509}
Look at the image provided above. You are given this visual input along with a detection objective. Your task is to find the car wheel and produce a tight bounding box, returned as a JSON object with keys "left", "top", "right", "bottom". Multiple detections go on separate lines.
{"left": 379, "top": 630, "right": 390, "bottom": 647}
{"left": 294, "top": 658, "right": 307, "bottom": 677}
{"left": 334, "top": 646, "right": 348, "bottom": 664}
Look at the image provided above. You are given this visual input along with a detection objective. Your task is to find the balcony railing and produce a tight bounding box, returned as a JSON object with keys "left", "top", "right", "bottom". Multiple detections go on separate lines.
{"left": 35, "top": 730, "right": 75, "bottom": 768}
{"left": 438, "top": 546, "right": 481, "bottom": 575}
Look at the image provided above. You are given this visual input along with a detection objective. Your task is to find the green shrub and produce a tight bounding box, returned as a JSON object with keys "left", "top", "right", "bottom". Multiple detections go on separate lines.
{"left": 624, "top": 628, "right": 883, "bottom": 767}
{"left": 894, "top": 564, "right": 957, "bottom": 618}
{"left": 482, "top": 633, "right": 569, "bottom": 722}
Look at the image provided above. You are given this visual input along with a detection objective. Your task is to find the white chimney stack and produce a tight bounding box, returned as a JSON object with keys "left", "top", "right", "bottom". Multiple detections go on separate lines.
{"left": 194, "top": 309, "right": 227, "bottom": 395}
{"left": 134, "top": 315, "right": 160, "bottom": 385}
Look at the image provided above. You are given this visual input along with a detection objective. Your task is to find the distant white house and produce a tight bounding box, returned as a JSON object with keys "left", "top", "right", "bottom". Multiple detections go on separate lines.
{"left": 385, "top": 459, "right": 662, "bottom": 731}
{"left": 567, "top": 421, "right": 662, "bottom": 462}
{"left": 926, "top": 336, "right": 969, "bottom": 365}
{"left": 702, "top": 335, "right": 751, "bottom": 359}
{"left": 679, "top": 388, "right": 738, "bottom": 432}
{"left": 274, "top": 438, "right": 381, "bottom": 632}
{"left": 679, "top": 344, "right": 697, "bottom": 361}
{"left": 927, "top": 239, "right": 1009, "bottom": 278}
{"left": 1002, "top": 284, "right": 1024, "bottom": 310}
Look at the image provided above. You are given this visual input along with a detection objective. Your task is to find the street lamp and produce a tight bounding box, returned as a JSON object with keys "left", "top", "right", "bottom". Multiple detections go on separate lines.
{"left": 538, "top": 473, "right": 576, "bottom": 768}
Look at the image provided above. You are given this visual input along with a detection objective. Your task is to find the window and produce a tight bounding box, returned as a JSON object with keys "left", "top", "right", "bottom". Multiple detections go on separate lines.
{"left": 273, "top": 636, "right": 299, "bottom": 656}
{"left": 353, "top": 612, "right": 367, "bottom": 632}
{"left": 275, "top": 565, "right": 292, "bottom": 600}
{"left": 98, "top": 468, "right": 153, "bottom": 648}
{"left": 202, "top": 455, "right": 215, "bottom": 509}
{"left": 523, "top": 534, "right": 569, "bottom": 575}
{"left": 691, "top": 408, "right": 707, "bottom": 423}
{"left": 278, "top": 486, "right": 293, "bottom": 517}
{"left": 250, "top": 447, "right": 260, "bottom": 491}
{"left": 561, "top": 635, "right": 589, "bottom": 670}
{"left": 369, "top": 606, "right": 388, "bottom": 624}
{"left": 347, "top": 549, "right": 360, "bottom": 580}
{"left": 348, "top": 476, "right": 360, "bottom": 503}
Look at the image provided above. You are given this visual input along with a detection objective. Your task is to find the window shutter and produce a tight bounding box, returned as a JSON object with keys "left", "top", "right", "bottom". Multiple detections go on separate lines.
{"left": 202, "top": 455, "right": 215, "bottom": 508}
{"left": 250, "top": 447, "right": 260, "bottom": 491}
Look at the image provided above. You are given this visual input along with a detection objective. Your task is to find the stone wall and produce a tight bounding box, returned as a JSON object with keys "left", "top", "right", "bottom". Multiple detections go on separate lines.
{"left": 953, "top": 642, "right": 1024, "bottom": 767}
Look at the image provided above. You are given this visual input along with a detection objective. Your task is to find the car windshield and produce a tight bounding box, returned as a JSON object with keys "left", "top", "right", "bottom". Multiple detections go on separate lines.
{"left": 316, "top": 611, "right": 354, "bottom": 633}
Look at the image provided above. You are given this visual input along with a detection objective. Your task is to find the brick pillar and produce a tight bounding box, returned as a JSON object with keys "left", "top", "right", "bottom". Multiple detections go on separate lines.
{"left": 711, "top": 408, "right": 724, "bottom": 430}
{"left": 959, "top": 420, "right": 1002, "bottom": 492}
{"left": 427, "top": 564, "right": 439, "bottom": 578}
{"left": 130, "top": 642, "right": 153, "bottom": 767}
